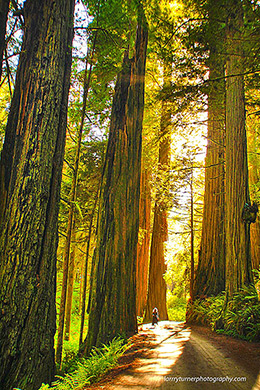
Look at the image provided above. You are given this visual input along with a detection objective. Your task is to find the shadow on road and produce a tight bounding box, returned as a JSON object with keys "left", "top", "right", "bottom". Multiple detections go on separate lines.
{"left": 160, "top": 326, "right": 260, "bottom": 390}
{"left": 86, "top": 321, "right": 260, "bottom": 390}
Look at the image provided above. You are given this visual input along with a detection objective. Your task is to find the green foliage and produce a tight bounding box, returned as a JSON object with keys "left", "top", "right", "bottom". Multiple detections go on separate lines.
{"left": 187, "top": 293, "right": 225, "bottom": 328}
{"left": 167, "top": 293, "right": 187, "bottom": 322}
{"left": 165, "top": 250, "right": 189, "bottom": 300}
{"left": 55, "top": 277, "right": 88, "bottom": 373}
{"left": 222, "top": 286, "right": 260, "bottom": 341}
{"left": 0, "top": 83, "right": 10, "bottom": 151}
{"left": 187, "top": 286, "right": 260, "bottom": 342}
{"left": 39, "top": 338, "right": 128, "bottom": 390}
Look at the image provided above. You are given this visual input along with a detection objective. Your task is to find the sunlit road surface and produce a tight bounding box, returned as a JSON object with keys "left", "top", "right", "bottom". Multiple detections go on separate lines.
{"left": 101, "top": 321, "right": 260, "bottom": 390}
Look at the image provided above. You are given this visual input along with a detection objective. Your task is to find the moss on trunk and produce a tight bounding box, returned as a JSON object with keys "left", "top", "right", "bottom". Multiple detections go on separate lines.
{"left": 0, "top": 1, "right": 74, "bottom": 389}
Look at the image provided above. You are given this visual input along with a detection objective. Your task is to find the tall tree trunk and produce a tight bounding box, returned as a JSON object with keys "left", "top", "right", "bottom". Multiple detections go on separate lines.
{"left": 0, "top": 1, "right": 74, "bottom": 389}
{"left": 144, "top": 66, "right": 171, "bottom": 322}
{"left": 193, "top": 0, "right": 226, "bottom": 299}
{"left": 251, "top": 221, "right": 260, "bottom": 271}
{"left": 190, "top": 168, "right": 195, "bottom": 301}
{"left": 84, "top": 14, "right": 148, "bottom": 355}
{"left": 225, "top": 0, "right": 253, "bottom": 298}
{"left": 145, "top": 203, "right": 169, "bottom": 322}
{"left": 0, "top": 0, "right": 9, "bottom": 82}
{"left": 248, "top": 128, "right": 260, "bottom": 272}
{"left": 64, "top": 224, "right": 76, "bottom": 341}
{"left": 79, "top": 190, "right": 99, "bottom": 347}
{"left": 249, "top": 164, "right": 260, "bottom": 271}
{"left": 136, "top": 167, "right": 151, "bottom": 317}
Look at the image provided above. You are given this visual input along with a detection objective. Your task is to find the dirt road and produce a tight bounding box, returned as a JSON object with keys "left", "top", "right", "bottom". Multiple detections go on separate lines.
{"left": 86, "top": 321, "right": 260, "bottom": 390}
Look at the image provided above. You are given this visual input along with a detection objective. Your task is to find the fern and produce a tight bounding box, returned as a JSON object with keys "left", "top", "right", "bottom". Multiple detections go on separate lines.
{"left": 188, "top": 286, "right": 260, "bottom": 342}
{"left": 38, "top": 337, "right": 128, "bottom": 390}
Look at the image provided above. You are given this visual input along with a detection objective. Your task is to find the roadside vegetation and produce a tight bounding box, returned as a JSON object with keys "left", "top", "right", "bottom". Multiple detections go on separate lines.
{"left": 187, "top": 283, "right": 260, "bottom": 342}
{"left": 39, "top": 338, "right": 128, "bottom": 390}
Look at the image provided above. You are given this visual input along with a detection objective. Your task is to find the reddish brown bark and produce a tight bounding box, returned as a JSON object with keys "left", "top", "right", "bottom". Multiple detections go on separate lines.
{"left": 144, "top": 66, "right": 171, "bottom": 322}
{"left": 249, "top": 168, "right": 260, "bottom": 271}
{"left": 145, "top": 203, "right": 169, "bottom": 322}
{"left": 193, "top": 0, "right": 226, "bottom": 299}
{"left": 225, "top": 0, "right": 253, "bottom": 297}
{"left": 136, "top": 168, "right": 151, "bottom": 317}
{"left": 84, "top": 15, "right": 148, "bottom": 354}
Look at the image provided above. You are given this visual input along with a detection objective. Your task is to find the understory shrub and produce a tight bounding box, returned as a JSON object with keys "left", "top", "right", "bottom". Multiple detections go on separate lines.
{"left": 187, "top": 285, "right": 260, "bottom": 342}
{"left": 39, "top": 337, "right": 128, "bottom": 390}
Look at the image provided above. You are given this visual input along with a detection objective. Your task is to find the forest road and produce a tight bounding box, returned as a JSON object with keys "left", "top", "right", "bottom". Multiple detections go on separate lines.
{"left": 86, "top": 321, "right": 260, "bottom": 390}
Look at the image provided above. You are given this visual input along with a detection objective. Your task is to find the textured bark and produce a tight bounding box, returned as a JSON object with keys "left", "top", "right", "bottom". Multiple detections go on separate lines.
{"left": 0, "top": 0, "right": 9, "bottom": 82}
{"left": 248, "top": 125, "right": 260, "bottom": 271}
{"left": 249, "top": 168, "right": 260, "bottom": 270}
{"left": 225, "top": 0, "right": 253, "bottom": 298}
{"left": 84, "top": 17, "right": 148, "bottom": 355}
{"left": 190, "top": 170, "right": 195, "bottom": 301}
{"left": 250, "top": 214, "right": 260, "bottom": 271}
{"left": 144, "top": 68, "right": 171, "bottom": 322}
{"left": 145, "top": 203, "right": 169, "bottom": 322}
{"left": 0, "top": 1, "right": 74, "bottom": 389}
{"left": 193, "top": 0, "right": 226, "bottom": 299}
{"left": 136, "top": 168, "right": 151, "bottom": 317}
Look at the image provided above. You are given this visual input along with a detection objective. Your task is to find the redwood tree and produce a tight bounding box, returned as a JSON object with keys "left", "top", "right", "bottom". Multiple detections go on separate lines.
{"left": 136, "top": 167, "right": 151, "bottom": 317}
{"left": 0, "top": 0, "right": 74, "bottom": 388}
{"left": 250, "top": 169, "right": 260, "bottom": 271}
{"left": 225, "top": 0, "right": 254, "bottom": 298}
{"left": 84, "top": 10, "right": 148, "bottom": 354}
{"left": 144, "top": 66, "right": 171, "bottom": 322}
{"left": 193, "top": 0, "right": 226, "bottom": 299}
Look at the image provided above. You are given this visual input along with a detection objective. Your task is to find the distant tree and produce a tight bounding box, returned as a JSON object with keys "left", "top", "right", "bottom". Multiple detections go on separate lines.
{"left": 144, "top": 64, "right": 171, "bottom": 322}
{"left": 172, "top": 147, "right": 204, "bottom": 302}
{"left": 0, "top": 0, "right": 75, "bottom": 388}
{"left": 0, "top": 0, "right": 10, "bottom": 81}
{"left": 64, "top": 222, "right": 76, "bottom": 342}
{"left": 55, "top": 19, "right": 98, "bottom": 367}
{"left": 84, "top": 7, "right": 148, "bottom": 354}
{"left": 136, "top": 167, "right": 151, "bottom": 317}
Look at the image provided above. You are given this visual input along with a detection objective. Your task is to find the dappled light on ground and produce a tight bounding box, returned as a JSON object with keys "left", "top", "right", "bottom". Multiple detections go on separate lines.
{"left": 95, "top": 321, "right": 189, "bottom": 389}
{"left": 87, "top": 321, "right": 259, "bottom": 390}
{"left": 139, "top": 322, "right": 190, "bottom": 377}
